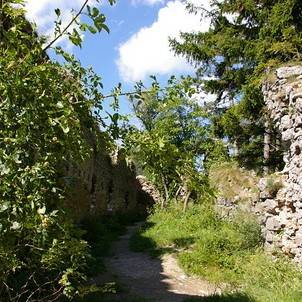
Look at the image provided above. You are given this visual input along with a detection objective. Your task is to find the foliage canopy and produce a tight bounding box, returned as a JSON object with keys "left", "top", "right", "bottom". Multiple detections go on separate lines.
{"left": 125, "top": 76, "right": 227, "bottom": 208}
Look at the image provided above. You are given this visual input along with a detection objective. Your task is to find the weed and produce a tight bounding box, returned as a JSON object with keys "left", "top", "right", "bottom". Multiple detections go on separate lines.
{"left": 75, "top": 213, "right": 143, "bottom": 301}
{"left": 266, "top": 175, "right": 283, "bottom": 197}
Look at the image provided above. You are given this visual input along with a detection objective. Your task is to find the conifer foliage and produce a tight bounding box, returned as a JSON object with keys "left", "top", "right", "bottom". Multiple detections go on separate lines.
{"left": 171, "top": 0, "right": 302, "bottom": 170}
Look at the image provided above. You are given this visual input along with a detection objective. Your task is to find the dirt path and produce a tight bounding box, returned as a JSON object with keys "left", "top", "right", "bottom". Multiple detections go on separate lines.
{"left": 105, "top": 223, "right": 221, "bottom": 302}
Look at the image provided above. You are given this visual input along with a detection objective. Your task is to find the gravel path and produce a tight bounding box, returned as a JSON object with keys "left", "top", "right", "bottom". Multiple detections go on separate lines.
{"left": 105, "top": 223, "right": 221, "bottom": 302}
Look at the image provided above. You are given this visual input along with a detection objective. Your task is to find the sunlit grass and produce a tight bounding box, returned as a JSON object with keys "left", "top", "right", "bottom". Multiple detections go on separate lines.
{"left": 130, "top": 203, "right": 302, "bottom": 302}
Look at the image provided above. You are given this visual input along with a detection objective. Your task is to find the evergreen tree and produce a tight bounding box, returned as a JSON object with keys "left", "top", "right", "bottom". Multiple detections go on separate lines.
{"left": 171, "top": 0, "right": 302, "bottom": 171}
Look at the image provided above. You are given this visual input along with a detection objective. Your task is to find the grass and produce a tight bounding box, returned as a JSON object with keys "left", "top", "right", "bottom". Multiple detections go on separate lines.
{"left": 208, "top": 162, "right": 259, "bottom": 201}
{"left": 183, "top": 292, "right": 255, "bottom": 302}
{"left": 265, "top": 175, "right": 283, "bottom": 197}
{"left": 130, "top": 203, "right": 302, "bottom": 302}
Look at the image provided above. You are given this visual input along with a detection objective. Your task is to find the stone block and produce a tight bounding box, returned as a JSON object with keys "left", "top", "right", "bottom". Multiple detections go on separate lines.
{"left": 277, "top": 66, "right": 302, "bottom": 79}
{"left": 265, "top": 231, "right": 274, "bottom": 243}
{"left": 266, "top": 217, "right": 281, "bottom": 231}
{"left": 294, "top": 235, "right": 302, "bottom": 246}
{"left": 263, "top": 199, "right": 278, "bottom": 213}
{"left": 280, "top": 115, "right": 292, "bottom": 130}
{"left": 282, "top": 129, "right": 294, "bottom": 142}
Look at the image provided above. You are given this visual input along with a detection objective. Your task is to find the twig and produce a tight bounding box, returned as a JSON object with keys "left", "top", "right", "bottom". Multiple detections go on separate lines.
{"left": 43, "top": 0, "right": 89, "bottom": 52}
{"left": 24, "top": 244, "right": 46, "bottom": 251}
{"left": 101, "top": 89, "right": 163, "bottom": 100}
{"left": 25, "top": 275, "right": 60, "bottom": 302}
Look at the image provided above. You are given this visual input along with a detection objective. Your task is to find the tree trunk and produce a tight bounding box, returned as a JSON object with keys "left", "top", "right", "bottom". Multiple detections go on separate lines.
{"left": 161, "top": 174, "right": 169, "bottom": 208}
{"left": 183, "top": 191, "right": 191, "bottom": 212}
{"left": 233, "top": 141, "right": 239, "bottom": 157}
{"left": 174, "top": 186, "right": 182, "bottom": 204}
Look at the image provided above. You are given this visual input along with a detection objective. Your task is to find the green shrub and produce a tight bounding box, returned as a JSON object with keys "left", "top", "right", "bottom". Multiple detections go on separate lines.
{"left": 242, "top": 252, "right": 302, "bottom": 302}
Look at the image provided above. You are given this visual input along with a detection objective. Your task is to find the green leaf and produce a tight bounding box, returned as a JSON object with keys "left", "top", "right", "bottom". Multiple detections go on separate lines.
{"left": 93, "top": 15, "right": 109, "bottom": 33}
{"left": 1, "top": 165, "right": 10, "bottom": 175}
{"left": 80, "top": 23, "right": 88, "bottom": 31}
{"left": 11, "top": 222, "right": 21, "bottom": 230}
{"left": 111, "top": 113, "right": 119, "bottom": 123}
{"left": 37, "top": 206, "right": 46, "bottom": 215}
{"left": 55, "top": 8, "right": 61, "bottom": 17}
{"left": 0, "top": 202, "right": 9, "bottom": 213}
{"left": 91, "top": 7, "right": 100, "bottom": 17}
{"left": 62, "top": 125, "right": 70, "bottom": 134}
{"left": 88, "top": 26, "right": 98, "bottom": 34}
{"left": 69, "top": 29, "right": 82, "bottom": 47}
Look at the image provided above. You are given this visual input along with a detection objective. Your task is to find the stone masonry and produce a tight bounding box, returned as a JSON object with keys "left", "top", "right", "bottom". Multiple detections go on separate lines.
{"left": 258, "top": 66, "right": 302, "bottom": 261}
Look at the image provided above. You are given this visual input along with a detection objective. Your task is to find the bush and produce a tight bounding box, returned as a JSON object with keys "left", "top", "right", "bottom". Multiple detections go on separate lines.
{"left": 266, "top": 175, "right": 283, "bottom": 197}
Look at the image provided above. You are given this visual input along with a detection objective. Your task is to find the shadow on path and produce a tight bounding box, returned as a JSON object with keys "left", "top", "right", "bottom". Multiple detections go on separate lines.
{"left": 102, "top": 223, "right": 254, "bottom": 302}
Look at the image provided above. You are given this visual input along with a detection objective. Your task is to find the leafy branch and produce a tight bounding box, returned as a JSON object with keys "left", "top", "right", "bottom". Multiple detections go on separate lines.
{"left": 43, "top": 0, "right": 89, "bottom": 51}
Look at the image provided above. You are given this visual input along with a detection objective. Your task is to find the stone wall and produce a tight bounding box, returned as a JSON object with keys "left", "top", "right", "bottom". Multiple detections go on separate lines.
{"left": 64, "top": 132, "right": 154, "bottom": 220}
{"left": 258, "top": 66, "right": 302, "bottom": 261}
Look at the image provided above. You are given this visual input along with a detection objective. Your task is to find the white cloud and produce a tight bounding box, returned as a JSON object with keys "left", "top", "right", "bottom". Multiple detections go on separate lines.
{"left": 117, "top": 0, "right": 211, "bottom": 82}
{"left": 131, "top": 0, "right": 164, "bottom": 5}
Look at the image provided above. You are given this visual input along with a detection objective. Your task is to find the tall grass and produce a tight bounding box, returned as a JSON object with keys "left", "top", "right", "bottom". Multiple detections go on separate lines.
{"left": 130, "top": 203, "right": 302, "bottom": 302}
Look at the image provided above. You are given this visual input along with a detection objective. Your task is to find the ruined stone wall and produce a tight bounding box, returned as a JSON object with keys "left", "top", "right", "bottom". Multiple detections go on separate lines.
{"left": 64, "top": 132, "right": 154, "bottom": 220}
{"left": 258, "top": 66, "right": 302, "bottom": 261}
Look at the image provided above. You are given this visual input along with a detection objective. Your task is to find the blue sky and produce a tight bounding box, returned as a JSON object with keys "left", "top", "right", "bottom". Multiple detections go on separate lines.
{"left": 24, "top": 0, "right": 209, "bottom": 115}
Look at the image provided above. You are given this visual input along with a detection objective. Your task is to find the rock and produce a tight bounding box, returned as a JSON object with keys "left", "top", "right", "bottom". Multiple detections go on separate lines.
{"left": 276, "top": 66, "right": 302, "bottom": 79}
{"left": 280, "top": 115, "right": 292, "bottom": 130}
{"left": 295, "top": 236, "right": 302, "bottom": 247}
{"left": 282, "top": 129, "right": 294, "bottom": 142}
{"left": 290, "top": 90, "right": 302, "bottom": 102}
{"left": 263, "top": 199, "right": 279, "bottom": 214}
{"left": 258, "top": 178, "right": 267, "bottom": 192}
{"left": 255, "top": 67, "right": 302, "bottom": 263}
{"left": 265, "top": 231, "right": 274, "bottom": 243}
{"left": 136, "top": 175, "right": 161, "bottom": 204}
{"left": 254, "top": 202, "right": 264, "bottom": 214}
{"left": 266, "top": 217, "right": 281, "bottom": 231}
{"left": 295, "top": 202, "right": 302, "bottom": 209}
{"left": 296, "top": 99, "right": 302, "bottom": 112}
{"left": 279, "top": 210, "right": 290, "bottom": 226}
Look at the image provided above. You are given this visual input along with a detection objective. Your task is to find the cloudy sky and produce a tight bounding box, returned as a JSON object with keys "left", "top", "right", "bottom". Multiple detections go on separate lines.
{"left": 24, "top": 0, "right": 209, "bottom": 113}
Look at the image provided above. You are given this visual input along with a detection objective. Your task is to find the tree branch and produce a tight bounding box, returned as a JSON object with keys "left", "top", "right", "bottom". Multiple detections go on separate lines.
{"left": 102, "top": 91, "right": 144, "bottom": 99}
{"left": 101, "top": 88, "right": 164, "bottom": 100}
{"left": 42, "top": 0, "right": 89, "bottom": 52}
